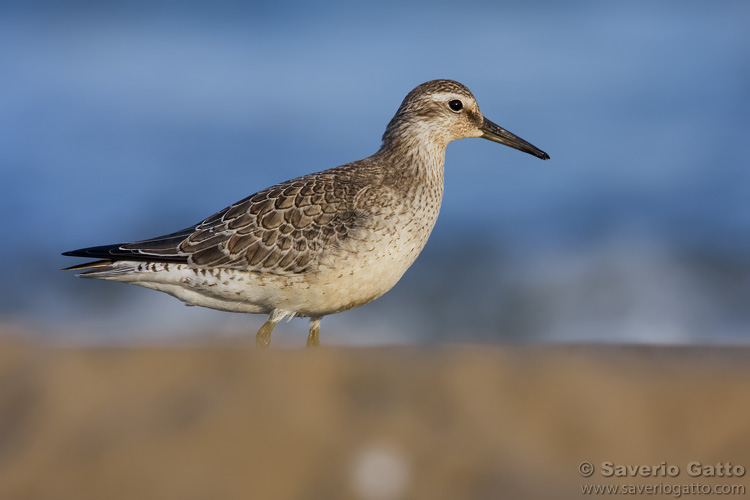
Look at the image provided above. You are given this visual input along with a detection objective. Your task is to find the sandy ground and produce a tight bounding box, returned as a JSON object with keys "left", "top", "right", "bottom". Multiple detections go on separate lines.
{"left": 0, "top": 332, "right": 748, "bottom": 499}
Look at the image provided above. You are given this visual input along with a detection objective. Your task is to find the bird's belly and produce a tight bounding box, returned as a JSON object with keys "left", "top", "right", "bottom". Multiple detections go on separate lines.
{"left": 238, "top": 236, "right": 424, "bottom": 316}
{"left": 296, "top": 214, "right": 435, "bottom": 315}
{"left": 170, "top": 230, "right": 426, "bottom": 316}
{"left": 121, "top": 207, "right": 438, "bottom": 317}
{"left": 302, "top": 247, "right": 420, "bottom": 315}
{"left": 137, "top": 257, "right": 410, "bottom": 317}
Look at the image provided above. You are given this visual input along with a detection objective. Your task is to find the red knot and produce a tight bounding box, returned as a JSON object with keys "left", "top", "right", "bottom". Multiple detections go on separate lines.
{"left": 63, "top": 80, "right": 549, "bottom": 347}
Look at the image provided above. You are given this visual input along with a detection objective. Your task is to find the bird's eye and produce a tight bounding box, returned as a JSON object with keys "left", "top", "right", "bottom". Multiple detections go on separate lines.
{"left": 448, "top": 99, "right": 463, "bottom": 112}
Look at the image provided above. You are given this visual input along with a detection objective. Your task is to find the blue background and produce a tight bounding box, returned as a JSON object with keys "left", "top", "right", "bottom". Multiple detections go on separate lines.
{"left": 2, "top": 1, "right": 749, "bottom": 345}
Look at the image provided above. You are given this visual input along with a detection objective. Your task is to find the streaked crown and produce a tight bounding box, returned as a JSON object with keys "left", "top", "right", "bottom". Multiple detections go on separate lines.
{"left": 382, "top": 80, "right": 486, "bottom": 146}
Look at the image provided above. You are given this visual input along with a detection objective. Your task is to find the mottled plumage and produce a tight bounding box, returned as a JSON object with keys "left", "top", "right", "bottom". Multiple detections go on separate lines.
{"left": 63, "top": 79, "right": 549, "bottom": 347}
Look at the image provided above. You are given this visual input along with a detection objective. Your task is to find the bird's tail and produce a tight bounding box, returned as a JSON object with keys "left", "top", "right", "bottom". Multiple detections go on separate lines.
{"left": 61, "top": 260, "right": 141, "bottom": 279}
{"left": 61, "top": 259, "right": 113, "bottom": 272}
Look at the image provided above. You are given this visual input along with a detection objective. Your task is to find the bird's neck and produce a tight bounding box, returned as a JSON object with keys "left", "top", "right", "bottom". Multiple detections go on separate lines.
{"left": 373, "top": 134, "right": 446, "bottom": 256}
{"left": 376, "top": 134, "right": 447, "bottom": 191}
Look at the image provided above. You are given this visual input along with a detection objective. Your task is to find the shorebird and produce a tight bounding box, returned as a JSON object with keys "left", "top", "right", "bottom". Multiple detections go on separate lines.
{"left": 63, "top": 79, "right": 549, "bottom": 347}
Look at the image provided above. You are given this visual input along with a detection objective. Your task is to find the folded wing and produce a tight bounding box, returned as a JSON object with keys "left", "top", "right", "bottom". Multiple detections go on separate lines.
{"left": 64, "top": 170, "right": 369, "bottom": 276}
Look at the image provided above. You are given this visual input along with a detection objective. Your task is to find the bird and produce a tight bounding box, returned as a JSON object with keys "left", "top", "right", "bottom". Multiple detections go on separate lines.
{"left": 63, "top": 79, "right": 549, "bottom": 348}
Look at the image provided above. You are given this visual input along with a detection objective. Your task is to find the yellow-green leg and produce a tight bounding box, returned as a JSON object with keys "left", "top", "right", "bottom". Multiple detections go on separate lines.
{"left": 256, "top": 310, "right": 286, "bottom": 348}
{"left": 307, "top": 317, "right": 322, "bottom": 348}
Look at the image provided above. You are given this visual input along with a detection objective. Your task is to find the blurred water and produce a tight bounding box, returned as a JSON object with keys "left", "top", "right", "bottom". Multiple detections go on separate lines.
{"left": 1, "top": 1, "right": 749, "bottom": 344}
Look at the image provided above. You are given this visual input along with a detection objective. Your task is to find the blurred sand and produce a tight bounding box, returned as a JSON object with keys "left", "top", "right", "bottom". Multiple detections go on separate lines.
{"left": 1, "top": 333, "right": 748, "bottom": 499}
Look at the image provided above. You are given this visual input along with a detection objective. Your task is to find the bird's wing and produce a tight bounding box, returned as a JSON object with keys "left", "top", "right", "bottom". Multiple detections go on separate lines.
{"left": 64, "top": 170, "right": 370, "bottom": 276}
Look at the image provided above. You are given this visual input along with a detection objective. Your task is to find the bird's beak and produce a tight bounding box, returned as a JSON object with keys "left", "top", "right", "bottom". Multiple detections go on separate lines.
{"left": 480, "top": 117, "right": 550, "bottom": 160}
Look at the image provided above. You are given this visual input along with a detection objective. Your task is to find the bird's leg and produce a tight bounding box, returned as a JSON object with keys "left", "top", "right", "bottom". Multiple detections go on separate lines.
{"left": 256, "top": 310, "right": 286, "bottom": 348}
{"left": 255, "top": 320, "right": 276, "bottom": 348}
{"left": 307, "top": 317, "right": 322, "bottom": 348}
